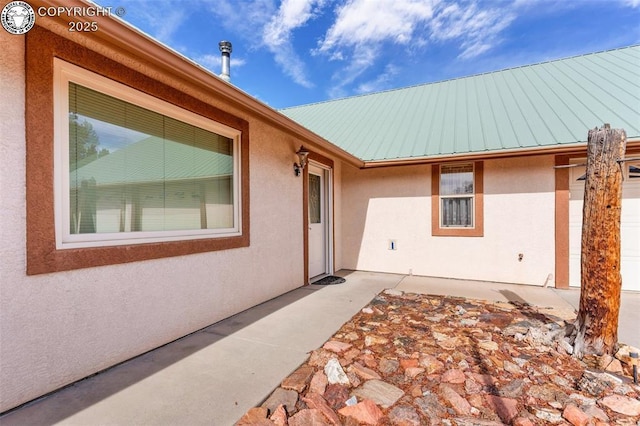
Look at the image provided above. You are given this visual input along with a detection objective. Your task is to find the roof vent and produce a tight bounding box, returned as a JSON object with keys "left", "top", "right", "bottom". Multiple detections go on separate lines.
{"left": 218, "top": 41, "right": 232, "bottom": 82}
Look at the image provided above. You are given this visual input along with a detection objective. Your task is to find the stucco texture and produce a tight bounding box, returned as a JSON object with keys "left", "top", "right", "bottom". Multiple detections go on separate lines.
{"left": 341, "top": 156, "right": 556, "bottom": 286}
{"left": 0, "top": 26, "right": 325, "bottom": 412}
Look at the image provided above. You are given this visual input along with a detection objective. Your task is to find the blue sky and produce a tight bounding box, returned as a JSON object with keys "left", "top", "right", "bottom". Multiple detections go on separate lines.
{"left": 109, "top": 0, "right": 640, "bottom": 109}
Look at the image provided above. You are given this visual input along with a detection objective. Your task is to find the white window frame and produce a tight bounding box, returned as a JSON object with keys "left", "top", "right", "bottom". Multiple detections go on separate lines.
{"left": 439, "top": 162, "right": 476, "bottom": 229}
{"left": 53, "top": 58, "right": 242, "bottom": 249}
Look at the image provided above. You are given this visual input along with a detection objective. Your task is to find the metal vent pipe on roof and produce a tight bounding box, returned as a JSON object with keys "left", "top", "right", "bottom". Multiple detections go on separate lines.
{"left": 219, "top": 41, "right": 232, "bottom": 82}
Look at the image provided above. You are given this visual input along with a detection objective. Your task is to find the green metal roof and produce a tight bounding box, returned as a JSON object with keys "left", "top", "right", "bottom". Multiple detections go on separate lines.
{"left": 280, "top": 46, "right": 640, "bottom": 162}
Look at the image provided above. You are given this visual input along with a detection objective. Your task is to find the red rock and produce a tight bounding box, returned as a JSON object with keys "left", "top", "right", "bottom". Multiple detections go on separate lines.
{"left": 309, "top": 370, "right": 328, "bottom": 395}
{"left": 404, "top": 367, "right": 425, "bottom": 378}
{"left": 282, "top": 364, "right": 315, "bottom": 392}
{"left": 400, "top": 358, "right": 419, "bottom": 369}
{"left": 512, "top": 417, "right": 535, "bottom": 426}
{"left": 439, "top": 384, "right": 471, "bottom": 415}
{"left": 484, "top": 395, "right": 519, "bottom": 424}
{"left": 441, "top": 368, "right": 466, "bottom": 383}
{"left": 419, "top": 354, "right": 444, "bottom": 374}
{"left": 378, "top": 358, "right": 399, "bottom": 374}
{"left": 562, "top": 404, "right": 590, "bottom": 426}
{"left": 289, "top": 408, "right": 333, "bottom": 426}
{"left": 361, "top": 353, "right": 377, "bottom": 368}
{"left": 409, "top": 384, "right": 423, "bottom": 397}
{"left": 338, "top": 399, "right": 383, "bottom": 425}
{"left": 270, "top": 404, "right": 288, "bottom": 426}
{"left": 302, "top": 392, "right": 341, "bottom": 426}
{"left": 387, "top": 405, "right": 421, "bottom": 426}
{"left": 236, "top": 407, "right": 271, "bottom": 425}
{"left": 599, "top": 394, "right": 640, "bottom": 416}
{"left": 323, "top": 340, "right": 352, "bottom": 353}
{"left": 323, "top": 383, "right": 350, "bottom": 410}
{"left": 349, "top": 362, "right": 382, "bottom": 380}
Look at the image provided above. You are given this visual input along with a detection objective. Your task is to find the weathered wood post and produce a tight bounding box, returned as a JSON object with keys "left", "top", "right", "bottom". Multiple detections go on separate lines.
{"left": 573, "top": 124, "right": 627, "bottom": 359}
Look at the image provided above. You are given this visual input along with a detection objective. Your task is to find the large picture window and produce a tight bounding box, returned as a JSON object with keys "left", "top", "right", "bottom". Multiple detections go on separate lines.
{"left": 432, "top": 162, "right": 483, "bottom": 237}
{"left": 55, "top": 59, "right": 241, "bottom": 249}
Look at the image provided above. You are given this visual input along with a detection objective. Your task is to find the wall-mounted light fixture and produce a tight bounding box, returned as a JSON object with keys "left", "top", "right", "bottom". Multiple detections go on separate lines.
{"left": 294, "top": 146, "right": 310, "bottom": 176}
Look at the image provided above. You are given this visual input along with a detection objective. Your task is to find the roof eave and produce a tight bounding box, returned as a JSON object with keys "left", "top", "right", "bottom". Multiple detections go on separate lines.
{"left": 360, "top": 138, "right": 640, "bottom": 169}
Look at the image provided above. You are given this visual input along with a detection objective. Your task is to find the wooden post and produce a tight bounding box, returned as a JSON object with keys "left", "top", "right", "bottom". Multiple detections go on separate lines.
{"left": 573, "top": 125, "right": 626, "bottom": 358}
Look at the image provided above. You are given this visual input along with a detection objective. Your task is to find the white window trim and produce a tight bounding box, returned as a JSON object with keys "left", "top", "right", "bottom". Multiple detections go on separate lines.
{"left": 439, "top": 162, "right": 476, "bottom": 229}
{"left": 53, "top": 58, "right": 242, "bottom": 249}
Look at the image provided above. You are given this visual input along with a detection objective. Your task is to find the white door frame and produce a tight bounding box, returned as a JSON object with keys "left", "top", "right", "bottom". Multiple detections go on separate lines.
{"left": 307, "top": 161, "right": 333, "bottom": 282}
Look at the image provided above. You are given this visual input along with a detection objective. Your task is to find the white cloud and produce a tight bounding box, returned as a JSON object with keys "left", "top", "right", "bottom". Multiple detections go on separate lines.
{"left": 317, "top": 0, "right": 434, "bottom": 57}
{"left": 316, "top": 0, "right": 434, "bottom": 96}
{"left": 429, "top": 1, "right": 515, "bottom": 59}
{"left": 261, "top": 0, "right": 328, "bottom": 88}
{"left": 355, "top": 64, "right": 400, "bottom": 94}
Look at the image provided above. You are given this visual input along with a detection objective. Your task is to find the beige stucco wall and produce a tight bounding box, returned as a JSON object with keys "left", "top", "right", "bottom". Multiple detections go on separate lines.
{"left": 0, "top": 27, "right": 342, "bottom": 412}
{"left": 341, "top": 156, "right": 556, "bottom": 286}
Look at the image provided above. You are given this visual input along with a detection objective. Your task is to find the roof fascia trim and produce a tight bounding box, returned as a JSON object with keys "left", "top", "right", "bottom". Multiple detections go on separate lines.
{"left": 361, "top": 139, "right": 640, "bottom": 169}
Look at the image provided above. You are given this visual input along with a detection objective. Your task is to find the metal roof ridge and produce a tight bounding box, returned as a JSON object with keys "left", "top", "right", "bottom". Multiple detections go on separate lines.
{"left": 279, "top": 44, "right": 640, "bottom": 111}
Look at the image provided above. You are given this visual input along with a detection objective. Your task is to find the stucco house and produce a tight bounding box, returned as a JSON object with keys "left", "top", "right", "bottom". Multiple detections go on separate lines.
{"left": 0, "top": 0, "right": 638, "bottom": 414}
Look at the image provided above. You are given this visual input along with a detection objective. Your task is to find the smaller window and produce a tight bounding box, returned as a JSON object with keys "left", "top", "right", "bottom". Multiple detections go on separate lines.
{"left": 629, "top": 163, "right": 640, "bottom": 179}
{"left": 440, "top": 163, "right": 474, "bottom": 228}
{"left": 432, "top": 162, "right": 483, "bottom": 237}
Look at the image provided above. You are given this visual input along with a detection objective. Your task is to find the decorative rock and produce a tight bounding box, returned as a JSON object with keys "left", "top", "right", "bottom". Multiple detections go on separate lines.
{"left": 451, "top": 418, "right": 504, "bottom": 426}
{"left": 235, "top": 407, "right": 271, "bottom": 425}
{"left": 503, "top": 360, "right": 522, "bottom": 374}
{"left": 309, "top": 370, "right": 328, "bottom": 395}
{"left": 484, "top": 394, "right": 519, "bottom": 424}
{"left": 498, "top": 378, "right": 525, "bottom": 398}
{"left": 323, "top": 340, "right": 353, "bottom": 353}
{"left": 478, "top": 340, "right": 499, "bottom": 351}
{"left": 309, "top": 349, "right": 337, "bottom": 368}
{"left": 598, "top": 394, "right": 640, "bottom": 416}
{"left": 419, "top": 354, "right": 444, "bottom": 374}
{"left": 562, "top": 404, "right": 590, "bottom": 426}
{"left": 378, "top": 358, "right": 400, "bottom": 375}
{"left": 582, "top": 404, "right": 609, "bottom": 422}
{"left": 324, "top": 358, "right": 350, "bottom": 385}
{"left": 270, "top": 404, "right": 288, "bottom": 426}
{"left": 338, "top": 399, "right": 383, "bottom": 425}
{"left": 441, "top": 368, "right": 466, "bottom": 384}
{"left": 261, "top": 387, "right": 298, "bottom": 415}
{"left": 352, "top": 380, "right": 405, "bottom": 408}
{"left": 364, "top": 334, "right": 389, "bottom": 346}
{"left": 414, "top": 394, "right": 447, "bottom": 419}
{"left": 349, "top": 362, "right": 382, "bottom": 380}
{"left": 404, "top": 367, "right": 424, "bottom": 378}
{"left": 512, "top": 417, "right": 535, "bottom": 426}
{"left": 282, "top": 364, "right": 315, "bottom": 392}
{"left": 464, "top": 378, "right": 483, "bottom": 394}
{"left": 302, "top": 392, "right": 341, "bottom": 425}
{"left": 439, "top": 384, "right": 471, "bottom": 415}
{"left": 604, "top": 358, "right": 623, "bottom": 374}
{"left": 388, "top": 405, "right": 421, "bottom": 426}
{"left": 288, "top": 408, "right": 333, "bottom": 426}
{"left": 531, "top": 407, "right": 564, "bottom": 423}
{"left": 323, "top": 384, "right": 350, "bottom": 410}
